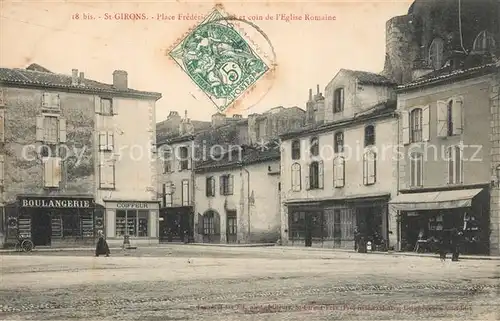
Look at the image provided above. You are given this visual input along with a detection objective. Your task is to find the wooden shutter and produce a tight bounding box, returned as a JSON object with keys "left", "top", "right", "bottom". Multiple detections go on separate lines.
{"left": 334, "top": 157, "right": 345, "bottom": 188}
{"left": 228, "top": 175, "right": 234, "bottom": 194}
{"left": 94, "top": 96, "right": 101, "bottom": 113}
{"left": 211, "top": 177, "right": 215, "bottom": 196}
{"left": 206, "top": 177, "right": 211, "bottom": 197}
{"left": 422, "top": 105, "right": 430, "bottom": 142}
{"left": 0, "top": 89, "right": 4, "bottom": 106}
{"left": 53, "top": 157, "right": 62, "bottom": 187}
{"left": 42, "top": 93, "right": 49, "bottom": 108}
{"left": 446, "top": 147, "right": 453, "bottom": 184}
{"left": 368, "top": 152, "right": 376, "bottom": 184}
{"left": 220, "top": 176, "right": 224, "bottom": 195}
{"left": 436, "top": 100, "right": 448, "bottom": 138}
{"left": 0, "top": 109, "right": 4, "bottom": 142}
{"left": 305, "top": 165, "right": 310, "bottom": 190}
{"left": 36, "top": 116, "right": 44, "bottom": 141}
{"left": 197, "top": 213, "right": 204, "bottom": 235}
{"left": 213, "top": 213, "right": 220, "bottom": 235}
{"left": 363, "top": 153, "right": 368, "bottom": 185}
{"left": 58, "top": 118, "right": 66, "bottom": 143}
{"left": 291, "top": 164, "right": 299, "bottom": 191}
{"left": 401, "top": 111, "right": 410, "bottom": 145}
{"left": 107, "top": 132, "right": 114, "bottom": 150}
{"left": 52, "top": 93, "right": 61, "bottom": 109}
{"left": 0, "top": 155, "right": 4, "bottom": 186}
{"left": 99, "top": 132, "right": 107, "bottom": 150}
{"left": 452, "top": 98, "right": 463, "bottom": 135}
{"left": 43, "top": 158, "right": 53, "bottom": 187}
{"left": 187, "top": 149, "right": 192, "bottom": 170}
{"left": 318, "top": 160, "right": 324, "bottom": 189}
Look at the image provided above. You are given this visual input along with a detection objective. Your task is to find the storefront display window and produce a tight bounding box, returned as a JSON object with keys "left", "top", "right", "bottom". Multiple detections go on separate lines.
{"left": 116, "top": 210, "right": 148, "bottom": 237}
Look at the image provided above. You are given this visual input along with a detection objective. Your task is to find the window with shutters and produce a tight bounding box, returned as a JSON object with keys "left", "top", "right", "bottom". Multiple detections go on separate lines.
{"left": 98, "top": 131, "right": 114, "bottom": 151}
{"left": 447, "top": 146, "right": 463, "bottom": 184}
{"left": 363, "top": 150, "right": 376, "bottom": 185}
{"left": 179, "top": 146, "right": 190, "bottom": 170}
{"left": 291, "top": 140, "right": 301, "bottom": 160}
{"left": 472, "top": 30, "right": 496, "bottom": 52}
{"left": 0, "top": 155, "right": 4, "bottom": 186}
{"left": 42, "top": 92, "right": 61, "bottom": 111}
{"left": 203, "top": 211, "right": 216, "bottom": 235}
{"left": 44, "top": 116, "right": 59, "bottom": 144}
{"left": 410, "top": 153, "right": 423, "bottom": 187}
{"left": 310, "top": 137, "right": 319, "bottom": 156}
{"left": 291, "top": 163, "right": 301, "bottom": 191}
{"left": 334, "top": 132, "right": 344, "bottom": 153}
{"left": 43, "top": 157, "right": 62, "bottom": 188}
{"left": 100, "top": 98, "right": 113, "bottom": 115}
{"left": 164, "top": 182, "right": 173, "bottom": 207}
{"left": 429, "top": 38, "right": 444, "bottom": 70}
{"left": 364, "top": 125, "right": 375, "bottom": 147}
{"left": 309, "top": 161, "right": 324, "bottom": 190}
{"left": 333, "top": 88, "right": 344, "bottom": 113}
{"left": 333, "top": 156, "right": 345, "bottom": 188}
{"left": 99, "top": 163, "right": 115, "bottom": 189}
{"left": 437, "top": 98, "right": 463, "bottom": 138}
{"left": 206, "top": 176, "right": 215, "bottom": 197}
{"left": 410, "top": 108, "right": 423, "bottom": 143}
{"left": 220, "top": 174, "right": 233, "bottom": 195}
{"left": 36, "top": 115, "right": 66, "bottom": 144}
{"left": 181, "top": 179, "right": 190, "bottom": 206}
{"left": 163, "top": 149, "right": 172, "bottom": 173}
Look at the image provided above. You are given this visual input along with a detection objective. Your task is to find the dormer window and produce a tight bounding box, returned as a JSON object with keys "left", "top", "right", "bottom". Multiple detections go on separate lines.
{"left": 472, "top": 30, "right": 496, "bottom": 52}
{"left": 333, "top": 88, "right": 344, "bottom": 113}
{"left": 429, "top": 38, "right": 444, "bottom": 70}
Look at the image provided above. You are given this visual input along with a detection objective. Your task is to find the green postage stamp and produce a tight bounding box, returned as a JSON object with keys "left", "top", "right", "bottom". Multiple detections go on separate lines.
{"left": 169, "top": 9, "right": 270, "bottom": 112}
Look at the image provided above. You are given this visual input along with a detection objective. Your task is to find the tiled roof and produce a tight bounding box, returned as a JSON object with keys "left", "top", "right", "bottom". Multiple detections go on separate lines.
{"left": 342, "top": 69, "right": 397, "bottom": 86}
{"left": 280, "top": 100, "right": 397, "bottom": 140}
{"left": 397, "top": 62, "right": 499, "bottom": 90}
{"left": 156, "top": 119, "right": 211, "bottom": 142}
{"left": 0, "top": 64, "right": 162, "bottom": 99}
{"left": 195, "top": 144, "right": 280, "bottom": 172}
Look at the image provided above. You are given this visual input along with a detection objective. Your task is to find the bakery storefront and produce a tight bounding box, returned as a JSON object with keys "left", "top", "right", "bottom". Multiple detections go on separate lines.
{"left": 11, "top": 195, "right": 96, "bottom": 247}
{"left": 103, "top": 200, "right": 159, "bottom": 245}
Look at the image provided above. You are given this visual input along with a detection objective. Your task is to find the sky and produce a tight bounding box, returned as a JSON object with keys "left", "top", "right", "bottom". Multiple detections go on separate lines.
{"left": 0, "top": 0, "right": 413, "bottom": 122}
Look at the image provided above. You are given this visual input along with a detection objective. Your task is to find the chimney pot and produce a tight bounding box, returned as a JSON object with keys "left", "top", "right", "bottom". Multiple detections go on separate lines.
{"left": 71, "top": 69, "right": 78, "bottom": 86}
{"left": 113, "top": 70, "right": 128, "bottom": 90}
{"left": 79, "top": 72, "right": 85, "bottom": 85}
{"left": 316, "top": 84, "right": 320, "bottom": 94}
{"left": 308, "top": 88, "right": 312, "bottom": 101}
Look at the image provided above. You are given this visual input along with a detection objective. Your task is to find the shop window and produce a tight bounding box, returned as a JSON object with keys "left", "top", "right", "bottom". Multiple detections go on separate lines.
{"left": 333, "top": 88, "right": 344, "bottom": 113}
{"left": 472, "top": 30, "right": 496, "bottom": 52}
{"left": 324, "top": 208, "right": 355, "bottom": 242}
{"left": 364, "top": 125, "right": 375, "bottom": 147}
{"left": 334, "top": 132, "right": 344, "bottom": 153}
{"left": 410, "top": 153, "right": 423, "bottom": 187}
{"left": 181, "top": 179, "right": 190, "bottom": 206}
{"left": 220, "top": 174, "right": 233, "bottom": 195}
{"left": 98, "top": 131, "right": 114, "bottom": 151}
{"left": 206, "top": 176, "right": 215, "bottom": 197}
{"left": 115, "top": 210, "right": 149, "bottom": 237}
{"left": 363, "top": 150, "right": 376, "bottom": 185}
{"left": 333, "top": 156, "right": 345, "bottom": 188}
{"left": 291, "top": 140, "right": 301, "bottom": 160}
{"left": 429, "top": 38, "right": 444, "bottom": 70}
{"left": 307, "top": 160, "right": 324, "bottom": 190}
{"left": 310, "top": 137, "right": 319, "bottom": 156}
{"left": 291, "top": 163, "right": 301, "bottom": 191}
{"left": 447, "top": 146, "right": 463, "bottom": 184}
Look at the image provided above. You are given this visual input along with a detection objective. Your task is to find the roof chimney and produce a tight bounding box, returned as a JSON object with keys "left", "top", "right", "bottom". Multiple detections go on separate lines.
{"left": 71, "top": 69, "right": 78, "bottom": 86}
{"left": 79, "top": 72, "right": 85, "bottom": 86}
{"left": 308, "top": 88, "right": 312, "bottom": 101}
{"left": 316, "top": 84, "right": 320, "bottom": 95}
{"left": 113, "top": 70, "right": 128, "bottom": 90}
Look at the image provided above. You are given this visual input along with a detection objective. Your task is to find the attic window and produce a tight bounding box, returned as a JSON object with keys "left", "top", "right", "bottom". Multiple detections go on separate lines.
{"left": 333, "top": 88, "right": 344, "bottom": 113}
{"left": 472, "top": 30, "right": 496, "bottom": 52}
{"left": 429, "top": 38, "right": 444, "bottom": 70}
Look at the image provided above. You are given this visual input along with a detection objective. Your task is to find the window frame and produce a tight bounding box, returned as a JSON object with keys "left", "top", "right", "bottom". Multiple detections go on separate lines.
{"left": 447, "top": 145, "right": 463, "bottom": 185}
{"left": 291, "top": 162, "right": 302, "bottom": 192}
{"left": 310, "top": 137, "right": 319, "bottom": 157}
{"left": 362, "top": 150, "right": 377, "bottom": 186}
{"left": 364, "top": 125, "right": 375, "bottom": 147}
{"left": 291, "top": 140, "right": 301, "bottom": 160}
{"left": 179, "top": 146, "right": 189, "bottom": 171}
{"left": 220, "top": 174, "right": 234, "bottom": 196}
{"left": 409, "top": 152, "right": 423, "bottom": 187}
{"left": 98, "top": 162, "right": 116, "bottom": 190}
{"left": 206, "top": 176, "right": 216, "bottom": 197}
{"left": 100, "top": 98, "right": 113, "bottom": 116}
{"left": 409, "top": 108, "right": 423, "bottom": 143}
{"left": 333, "top": 87, "right": 344, "bottom": 113}
{"left": 115, "top": 209, "right": 149, "bottom": 237}
{"left": 99, "top": 131, "right": 114, "bottom": 152}
{"left": 181, "top": 179, "right": 190, "bottom": 206}
{"left": 334, "top": 131, "right": 344, "bottom": 153}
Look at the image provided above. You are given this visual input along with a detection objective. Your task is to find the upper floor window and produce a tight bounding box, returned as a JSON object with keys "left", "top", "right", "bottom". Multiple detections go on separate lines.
{"left": 447, "top": 146, "right": 463, "bottom": 185}
{"left": 291, "top": 163, "right": 302, "bottom": 192}
{"left": 98, "top": 131, "right": 114, "bottom": 152}
{"left": 178, "top": 146, "right": 191, "bottom": 171}
{"left": 334, "top": 132, "right": 344, "bottom": 153}
{"left": 333, "top": 156, "right": 345, "bottom": 188}
{"left": 181, "top": 179, "right": 190, "bottom": 206}
{"left": 333, "top": 88, "right": 344, "bottom": 113}
{"left": 410, "top": 108, "right": 423, "bottom": 143}
{"left": 206, "top": 176, "right": 215, "bottom": 197}
{"left": 36, "top": 115, "right": 66, "bottom": 144}
{"left": 429, "top": 38, "right": 444, "bottom": 70}
{"left": 472, "top": 30, "right": 496, "bottom": 52}
{"left": 220, "top": 174, "right": 234, "bottom": 195}
{"left": 42, "top": 92, "right": 61, "bottom": 111}
{"left": 44, "top": 157, "right": 62, "bottom": 188}
{"left": 363, "top": 150, "right": 376, "bottom": 185}
{"left": 162, "top": 182, "right": 173, "bottom": 207}
{"left": 437, "top": 98, "right": 463, "bottom": 138}
{"left": 99, "top": 162, "right": 115, "bottom": 190}
{"left": 307, "top": 160, "right": 324, "bottom": 190}
{"left": 310, "top": 137, "right": 319, "bottom": 156}
{"left": 100, "top": 98, "right": 113, "bottom": 116}
{"left": 163, "top": 149, "right": 172, "bottom": 173}
{"left": 364, "top": 125, "right": 375, "bottom": 147}
{"left": 291, "top": 140, "right": 301, "bottom": 160}
{"left": 410, "top": 153, "right": 423, "bottom": 187}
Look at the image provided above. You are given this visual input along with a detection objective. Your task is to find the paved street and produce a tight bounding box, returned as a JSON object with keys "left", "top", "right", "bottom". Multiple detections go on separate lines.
{"left": 1, "top": 246, "right": 499, "bottom": 320}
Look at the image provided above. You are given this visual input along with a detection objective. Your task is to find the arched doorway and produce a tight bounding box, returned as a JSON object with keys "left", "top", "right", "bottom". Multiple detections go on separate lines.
{"left": 198, "top": 210, "right": 220, "bottom": 243}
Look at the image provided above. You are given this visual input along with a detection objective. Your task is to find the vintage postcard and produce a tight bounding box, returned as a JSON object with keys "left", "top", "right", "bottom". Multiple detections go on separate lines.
{"left": 0, "top": 0, "right": 499, "bottom": 320}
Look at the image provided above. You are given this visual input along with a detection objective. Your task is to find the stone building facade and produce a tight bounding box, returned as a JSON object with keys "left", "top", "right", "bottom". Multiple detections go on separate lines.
{"left": 0, "top": 64, "right": 161, "bottom": 247}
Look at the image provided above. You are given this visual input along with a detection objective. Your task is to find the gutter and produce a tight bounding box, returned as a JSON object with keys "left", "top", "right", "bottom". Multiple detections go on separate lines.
{"left": 240, "top": 165, "right": 251, "bottom": 243}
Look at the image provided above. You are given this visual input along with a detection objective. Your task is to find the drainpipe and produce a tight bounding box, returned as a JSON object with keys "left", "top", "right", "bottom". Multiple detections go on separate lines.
{"left": 394, "top": 109, "right": 401, "bottom": 252}
{"left": 242, "top": 166, "right": 251, "bottom": 243}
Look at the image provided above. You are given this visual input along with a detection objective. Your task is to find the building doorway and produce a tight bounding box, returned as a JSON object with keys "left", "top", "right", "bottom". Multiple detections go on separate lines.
{"left": 31, "top": 210, "right": 51, "bottom": 246}
{"left": 160, "top": 207, "right": 193, "bottom": 243}
{"left": 226, "top": 211, "right": 237, "bottom": 243}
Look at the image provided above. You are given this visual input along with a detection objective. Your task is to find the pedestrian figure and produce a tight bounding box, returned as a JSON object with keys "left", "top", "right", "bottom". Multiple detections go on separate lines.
{"left": 354, "top": 227, "right": 359, "bottom": 251}
{"left": 95, "top": 230, "right": 110, "bottom": 257}
{"left": 438, "top": 232, "right": 449, "bottom": 261}
{"left": 451, "top": 228, "right": 462, "bottom": 262}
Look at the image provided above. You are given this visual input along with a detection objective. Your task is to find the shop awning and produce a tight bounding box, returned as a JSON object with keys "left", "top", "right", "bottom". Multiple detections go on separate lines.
{"left": 389, "top": 188, "right": 483, "bottom": 211}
